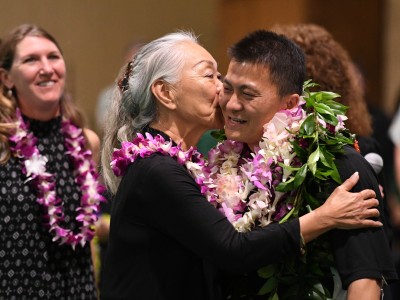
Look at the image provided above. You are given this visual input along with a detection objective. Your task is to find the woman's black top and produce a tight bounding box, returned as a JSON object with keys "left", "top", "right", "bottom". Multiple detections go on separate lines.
{"left": 0, "top": 116, "right": 97, "bottom": 299}
{"left": 101, "top": 129, "right": 301, "bottom": 300}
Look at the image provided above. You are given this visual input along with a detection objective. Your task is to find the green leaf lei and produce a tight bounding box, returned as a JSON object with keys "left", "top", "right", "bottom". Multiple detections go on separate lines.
{"left": 216, "top": 80, "right": 357, "bottom": 300}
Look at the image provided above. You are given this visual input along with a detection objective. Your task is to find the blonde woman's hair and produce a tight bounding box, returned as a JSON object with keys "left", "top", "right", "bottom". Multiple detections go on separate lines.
{"left": 0, "top": 24, "right": 86, "bottom": 163}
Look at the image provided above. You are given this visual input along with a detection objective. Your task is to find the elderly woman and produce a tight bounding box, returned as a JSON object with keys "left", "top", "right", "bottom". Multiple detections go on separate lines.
{"left": 100, "top": 31, "right": 381, "bottom": 300}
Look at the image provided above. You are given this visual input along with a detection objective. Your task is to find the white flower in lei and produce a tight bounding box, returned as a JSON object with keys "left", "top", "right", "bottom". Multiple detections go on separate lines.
{"left": 203, "top": 100, "right": 307, "bottom": 232}
{"left": 24, "top": 153, "right": 49, "bottom": 181}
{"left": 200, "top": 81, "right": 358, "bottom": 299}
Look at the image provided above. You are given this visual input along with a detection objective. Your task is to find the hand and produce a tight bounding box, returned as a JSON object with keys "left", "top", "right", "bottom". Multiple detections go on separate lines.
{"left": 315, "top": 171, "right": 382, "bottom": 230}
{"left": 95, "top": 214, "right": 111, "bottom": 242}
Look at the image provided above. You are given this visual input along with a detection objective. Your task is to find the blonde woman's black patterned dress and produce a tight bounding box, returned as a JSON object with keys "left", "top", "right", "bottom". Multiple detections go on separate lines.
{"left": 0, "top": 116, "right": 97, "bottom": 300}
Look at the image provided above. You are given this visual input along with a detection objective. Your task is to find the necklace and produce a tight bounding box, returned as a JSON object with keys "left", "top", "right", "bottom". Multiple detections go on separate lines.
{"left": 111, "top": 131, "right": 208, "bottom": 185}
{"left": 203, "top": 103, "right": 306, "bottom": 232}
{"left": 10, "top": 108, "right": 105, "bottom": 248}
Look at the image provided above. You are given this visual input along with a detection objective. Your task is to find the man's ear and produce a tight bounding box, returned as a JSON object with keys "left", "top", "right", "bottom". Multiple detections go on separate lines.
{"left": 285, "top": 94, "right": 300, "bottom": 109}
{"left": 151, "top": 80, "right": 176, "bottom": 110}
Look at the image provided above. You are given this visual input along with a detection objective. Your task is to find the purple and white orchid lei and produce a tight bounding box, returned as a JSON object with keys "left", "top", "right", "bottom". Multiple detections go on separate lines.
{"left": 111, "top": 132, "right": 208, "bottom": 186}
{"left": 202, "top": 92, "right": 351, "bottom": 233}
{"left": 10, "top": 108, "right": 105, "bottom": 248}
{"left": 203, "top": 101, "right": 308, "bottom": 232}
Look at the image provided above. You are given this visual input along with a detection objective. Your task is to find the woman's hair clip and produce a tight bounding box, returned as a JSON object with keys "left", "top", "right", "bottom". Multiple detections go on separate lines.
{"left": 118, "top": 60, "right": 134, "bottom": 93}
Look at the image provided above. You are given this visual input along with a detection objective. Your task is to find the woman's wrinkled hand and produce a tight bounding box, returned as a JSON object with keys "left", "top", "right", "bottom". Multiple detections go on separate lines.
{"left": 315, "top": 171, "right": 382, "bottom": 230}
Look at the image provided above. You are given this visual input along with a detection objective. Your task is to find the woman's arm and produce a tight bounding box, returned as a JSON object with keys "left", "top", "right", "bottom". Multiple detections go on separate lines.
{"left": 124, "top": 156, "right": 381, "bottom": 272}
{"left": 299, "top": 171, "right": 380, "bottom": 243}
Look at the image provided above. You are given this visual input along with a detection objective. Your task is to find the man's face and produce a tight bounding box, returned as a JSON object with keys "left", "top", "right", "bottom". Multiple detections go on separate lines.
{"left": 219, "top": 60, "right": 289, "bottom": 149}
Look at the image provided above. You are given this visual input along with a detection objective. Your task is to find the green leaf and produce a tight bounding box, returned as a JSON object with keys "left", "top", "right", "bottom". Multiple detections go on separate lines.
{"left": 318, "top": 147, "right": 334, "bottom": 168}
{"left": 303, "top": 190, "right": 320, "bottom": 208}
{"left": 303, "top": 79, "right": 317, "bottom": 90}
{"left": 311, "top": 91, "right": 340, "bottom": 101}
{"left": 210, "top": 129, "right": 226, "bottom": 142}
{"left": 291, "top": 140, "right": 308, "bottom": 161}
{"left": 330, "top": 164, "right": 341, "bottom": 184}
{"left": 314, "top": 103, "right": 334, "bottom": 116}
{"left": 307, "top": 147, "right": 320, "bottom": 175}
{"left": 269, "top": 293, "right": 279, "bottom": 300}
{"left": 278, "top": 206, "right": 296, "bottom": 223}
{"left": 292, "top": 164, "right": 308, "bottom": 189}
{"left": 324, "top": 99, "right": 348, "bottom": 115}
{"left": 301, "top": 115, "right": 316, "bottom": 136}
{"left": 276, "top": 164, "right": 306, "bottom": 192}
{"left": 257, "top": 277, "right": 277, "bottom": 295}
{"left": 278, "top": 162, "right": 301, "bottom": 173}
{"left": 258, "top": 264, "right": 277, "bottom": 279}
{"left": 314, "top": 170, "right": 333, "bottom": 181}
{"left": 319, "top": 113, "right": 340, "bottom": 126}
{"left": 275, "top": 177, "right": 296, "bottom": 192}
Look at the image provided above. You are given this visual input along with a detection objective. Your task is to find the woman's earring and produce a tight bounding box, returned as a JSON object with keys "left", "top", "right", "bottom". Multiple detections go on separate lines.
{"left": 7, "top": 89, "right": 13, "bottom": 98}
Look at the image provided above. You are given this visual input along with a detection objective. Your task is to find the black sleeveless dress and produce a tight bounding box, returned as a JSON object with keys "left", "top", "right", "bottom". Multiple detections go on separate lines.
{"left": 0, "top": 116, "right": 97, "bottom": 299}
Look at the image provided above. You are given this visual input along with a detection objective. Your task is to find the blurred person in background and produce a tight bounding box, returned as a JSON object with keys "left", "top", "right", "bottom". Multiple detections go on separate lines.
{"left": 389, "top": 93, "right": 400, "bottom": 200}
{"left": 95, "top": 40, "right": 146, "bottom": 135}
{"left": 94, "top": 39, "right": 146, "bottom": 291}
{"left": 388, "top": 92, "right": 400, "bottom": 298}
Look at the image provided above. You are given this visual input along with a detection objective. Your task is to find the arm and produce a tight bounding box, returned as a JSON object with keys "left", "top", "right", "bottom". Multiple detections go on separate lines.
{"left": 347, "top": 279, "right": 380, "bottom": 300}
{"left": 300, "top": 171, "right": 381, "bottom": 243}
{"left": 121, "top": 155, "right": 301, "bottom": 272}
{"left": 121, "top": 155, "right": 380, "bottom": 273}
{"left": 328, "top": 147, "right": 397, "bottom": 294}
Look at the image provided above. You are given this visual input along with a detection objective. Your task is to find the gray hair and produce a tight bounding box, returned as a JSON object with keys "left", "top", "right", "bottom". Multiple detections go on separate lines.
{"left": 101, "top": 31, "right": 198, "bottom": 194}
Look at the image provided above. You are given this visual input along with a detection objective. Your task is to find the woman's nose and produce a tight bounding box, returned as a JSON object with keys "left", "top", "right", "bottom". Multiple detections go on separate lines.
{"left": 39, "top": 58, "right": 53, "bottom": 74}
{"left": 216, "top": 78, "right": 223, "bottom": 93}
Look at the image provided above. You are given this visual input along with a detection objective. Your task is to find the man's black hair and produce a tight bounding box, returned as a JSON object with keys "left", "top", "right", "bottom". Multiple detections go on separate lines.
{"left": 228, "top": 30, "right": 306, "bottom": 96}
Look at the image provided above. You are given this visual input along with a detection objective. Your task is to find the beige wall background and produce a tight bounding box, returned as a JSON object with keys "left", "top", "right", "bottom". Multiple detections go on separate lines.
{"left": 216, "top": 0, "right": 400, "bottom": 115}
{"left": 384, "top": 0, "right": 400, "bottom": 113}
{"left": 0, "top": 0, "right": 218, "bottom": 133}
{"left": 1, "top": 0, "right": 399, "bottom": 133}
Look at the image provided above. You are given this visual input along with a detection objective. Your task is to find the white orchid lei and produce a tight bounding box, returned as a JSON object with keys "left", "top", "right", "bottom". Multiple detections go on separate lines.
{"left": 9, "top": 109, "right": 105, "bottom": 248}
{"left": 203, "top": 83, "right": 353, "bottom": 233}
{"left": 205, "top": 81, "right": 357, "bottom": 299}
{"left": 204, "top": 101, "right": 307, "bottom": 233}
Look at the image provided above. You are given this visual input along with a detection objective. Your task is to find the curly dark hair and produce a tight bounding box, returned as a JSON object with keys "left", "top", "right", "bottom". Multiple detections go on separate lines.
{"left": 273, "top": 23, "right": 372, "bottom": 136}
